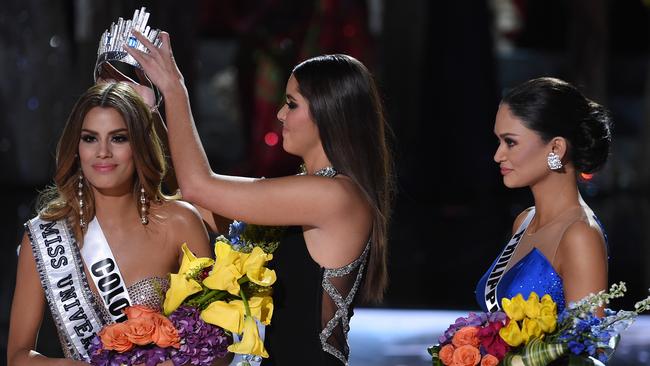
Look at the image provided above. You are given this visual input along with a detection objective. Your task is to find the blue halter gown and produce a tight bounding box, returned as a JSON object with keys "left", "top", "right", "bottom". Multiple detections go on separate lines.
{"left": 475, "top": 206, "right": 607, "bottom": 314}
{"left": 475, "top": 246, "right": 566, "bottom": 313}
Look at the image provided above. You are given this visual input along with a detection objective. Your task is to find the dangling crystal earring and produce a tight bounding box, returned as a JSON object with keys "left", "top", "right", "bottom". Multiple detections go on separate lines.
{"left": 78, "top": 173, "right": 86, "bottom": 229}
{"left": 547, "top": 152, "right": 563, "bottom": 170}
{"left": 140, "top": 187, "right": 148, "bottom": 224}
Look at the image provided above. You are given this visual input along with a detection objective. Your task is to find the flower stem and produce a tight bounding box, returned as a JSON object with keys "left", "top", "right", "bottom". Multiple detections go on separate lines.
{"left": 240, "top": 289, "right": 252, "bottom": 317}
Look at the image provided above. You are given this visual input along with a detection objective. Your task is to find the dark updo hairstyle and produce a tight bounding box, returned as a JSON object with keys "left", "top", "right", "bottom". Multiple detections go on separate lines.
{"left": 292, "top": 54, "right": 394, "bottom": 303}
{"left": 502, "top": 77, "right": 612, "bottom": 173}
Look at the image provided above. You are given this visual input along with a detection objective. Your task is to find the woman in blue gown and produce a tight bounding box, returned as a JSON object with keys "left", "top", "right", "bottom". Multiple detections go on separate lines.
{"left": 476, "top": 77, "right": 612, "bottom": 314}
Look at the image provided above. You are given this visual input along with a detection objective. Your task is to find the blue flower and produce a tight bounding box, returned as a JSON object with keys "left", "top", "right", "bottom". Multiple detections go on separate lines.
{"left": 229, "top": 220, "right": 247, "bottom": 239}
{"left": 597, "top": 352, "right": 609, "bottom": 363}
{"left": 568, "top": 340, "right": 585, "bottom": 355}
{"left": 585, "top": 341, "right": 597, "bottom": 355}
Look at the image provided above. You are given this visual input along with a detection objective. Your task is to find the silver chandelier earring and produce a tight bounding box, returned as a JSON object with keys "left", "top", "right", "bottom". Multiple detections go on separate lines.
{"left": 547, "top": 151, "right": 563, "bottom": 170}
{"left": 140, "top": 187, "right": 148, "bottom": 224}
{"left": 78, "top": 173, "right": 86, "bottom": 229}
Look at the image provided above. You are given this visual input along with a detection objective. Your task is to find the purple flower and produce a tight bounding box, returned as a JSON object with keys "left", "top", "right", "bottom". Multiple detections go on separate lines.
{"left": 438, "top": 312, "right": 492, "bottom": 344}
{"left": 89, "top": 305, "right": 231, "bottom": 366}
{"left": 168, "top": 305, "right": 232, "bottom": 366}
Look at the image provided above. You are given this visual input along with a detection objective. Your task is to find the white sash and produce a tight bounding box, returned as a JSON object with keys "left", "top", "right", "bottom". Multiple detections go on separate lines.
{"left": 81, "top": 217, "right": 132, "bottom": 322}
{"left": 27, "top": 217, "right": 103, "bottom": 361}
{"left": 483, "top": 208, "right": 535, "bottom": 312}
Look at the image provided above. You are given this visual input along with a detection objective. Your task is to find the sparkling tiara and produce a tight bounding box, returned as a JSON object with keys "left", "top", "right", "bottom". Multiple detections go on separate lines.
{"left": 94, "top": 7, "right": 162, "bottom": 82}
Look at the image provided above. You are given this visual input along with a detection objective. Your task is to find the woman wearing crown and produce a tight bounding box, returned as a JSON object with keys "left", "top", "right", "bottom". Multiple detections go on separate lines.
{"left": 6, "top": 11, "right": 215, "bottom": 365}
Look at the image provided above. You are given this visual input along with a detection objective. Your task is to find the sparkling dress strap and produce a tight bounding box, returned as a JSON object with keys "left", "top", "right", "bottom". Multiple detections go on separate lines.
{"left": 319, "top": 240, "right": 371, "bottom": 365}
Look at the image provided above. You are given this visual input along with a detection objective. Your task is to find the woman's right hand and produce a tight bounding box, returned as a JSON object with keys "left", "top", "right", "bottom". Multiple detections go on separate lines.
{"left": 124, "top": 31, "right": 185, "bottom": 97}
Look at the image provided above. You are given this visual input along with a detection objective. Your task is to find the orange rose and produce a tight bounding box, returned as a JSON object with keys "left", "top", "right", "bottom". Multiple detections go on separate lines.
{"left": 151, "top": 313, "right": 181, "bottom": 348}
{"left": 123, "top": 305, "right": 158, "bottom": 320}
{"left": 452, "top": 326, "right": 480, "bottom": 348}
{"left": 480, "top": 354, "right": 499, "bottom": 366}
{"left": 99, "top": 322, "right": 133, "bottom": 352}
{"left": 439, "top": 344, "right": 456, "bottom": 365}
{"left": 124, "top": 317, "right": 155, "bottom": 345}
{"left": 451, "top": 345, "right": 481, "bottom": 366}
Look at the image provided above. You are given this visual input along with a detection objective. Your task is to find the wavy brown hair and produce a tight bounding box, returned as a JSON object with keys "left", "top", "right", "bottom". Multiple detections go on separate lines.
{"left": 292, "top": 54, "right": 395, "bottom": 303}
{"left": 38, "top": 82, "right": 169, "bottom": 242}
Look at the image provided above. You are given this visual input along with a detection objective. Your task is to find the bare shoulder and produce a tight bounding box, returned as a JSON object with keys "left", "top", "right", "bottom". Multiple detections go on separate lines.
{"left": 511, "top": 206, "right": 535, "bottom": 234}
{"left": 156, "top": 200, "right": 210, "bottom": 257}
{"left": 326, "top": 175, "right": 372, "bottom": 223}
{"left": 331, "top": 175, "right": 369, "bottom": 205}
{"left": 156, "top": 199, "right": 203, "bottom": 225}
{"left": 560, "top": 219, "right": 606, "bottom": 255}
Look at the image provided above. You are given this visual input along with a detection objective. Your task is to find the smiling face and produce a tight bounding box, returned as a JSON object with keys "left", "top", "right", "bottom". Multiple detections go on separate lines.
{"left": 276, "top": 75, "right": 322, "bottom": 158}
{"left": 78, "top": 106, "right": 135, "bottom": 195}
{"left": 493, "top": 103, "right": 554, "bottom": 188}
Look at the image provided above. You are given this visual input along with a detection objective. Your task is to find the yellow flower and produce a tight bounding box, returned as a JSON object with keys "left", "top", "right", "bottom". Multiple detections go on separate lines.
{"left": 178, "top": 243, "right": 215, "bottom": 276}
{"left": 164, "top": 274, "right": 203, "bottom": 315}
{"left": 540, "top": 294, "right": 555, "bottom": 307}
{"left": 246, "top": 296, "right": 274, "bottom": 325}
{"left": 228, "top": 316, "right": 269, "bottom": 358}
{"left": 499, "top": 318, "right": 525, "bottom": 347}
{"left": 242, "top": 247, "right": 276, "bottom": 287}
{"left": 215, "top": 240, "right": 244, "bottom": 269}
{"left": 538, "top": 300, "right": 558, "bottom": 333}
{"left": 524, "top": 292, "right": 541, "bottom": 319}
{"left": 522, "top": 318, "right": 543, "bottom": 342}
{"left": 502, "top": 294, "right": 526, "bottom": 321}
{"left": 163, "top": 243, "right": 214, "bottom": 315}
{"left": 203, "top": 241, "right": 245, "bottom": 295}
{"left": 203, "top": 264, "right": 242, "bottom": 295}
{"left": 200, "top": 300, "right": 246, "bottom": 334}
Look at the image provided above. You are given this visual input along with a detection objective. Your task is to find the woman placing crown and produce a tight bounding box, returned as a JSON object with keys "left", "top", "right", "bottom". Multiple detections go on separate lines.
{"left": 6, "top": 82, "right": 213, "bottom": 365}
{"left": 126, "top": 31, "right": 394, "bottom": 365}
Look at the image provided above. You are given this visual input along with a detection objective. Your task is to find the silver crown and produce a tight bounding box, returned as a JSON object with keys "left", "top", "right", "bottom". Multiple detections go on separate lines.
{"left": 94, "top": 7, "right": 162, "bottom": 81}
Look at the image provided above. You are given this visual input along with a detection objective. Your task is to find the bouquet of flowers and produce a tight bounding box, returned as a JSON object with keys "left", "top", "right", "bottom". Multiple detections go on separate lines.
{"left": 428, "top": 282, "right": 650, "bottom": 366}
{"left": 89, "top": 221, "right": 283, "bottom": 366}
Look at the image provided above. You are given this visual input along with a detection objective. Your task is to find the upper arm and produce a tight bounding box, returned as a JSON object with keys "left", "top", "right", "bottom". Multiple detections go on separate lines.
{"left": 556, "top": 221, "right": 608, "bottom": 305}
{"left": 7, "top": 232, "right": 46, "bottom": 363}
{"left": 167, "top": 201, "right": 212, "bottom": 259}
{"left": 182, "top": 174, "right": 366, "bottom": 228}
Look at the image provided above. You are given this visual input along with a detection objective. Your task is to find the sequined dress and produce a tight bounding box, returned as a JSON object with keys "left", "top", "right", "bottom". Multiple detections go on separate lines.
{"left": 262, "top": 226, "right": 369, "bottom": 366}
{"left": 475, "top": 205, "right": 606, "bottom": 314}
{"left": 92, "top": 277, "right": 169, "bottom": 324}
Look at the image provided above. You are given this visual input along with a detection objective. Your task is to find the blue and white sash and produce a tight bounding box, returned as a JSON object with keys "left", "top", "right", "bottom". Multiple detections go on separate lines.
{"left": 483, "top": 208, "right": 535, "bottom": 312}
{"left": 27, "top": 217, "right": 103, "bottom": 361}
{"left": 81, "top": 218, "right": 132, "bottom": 323}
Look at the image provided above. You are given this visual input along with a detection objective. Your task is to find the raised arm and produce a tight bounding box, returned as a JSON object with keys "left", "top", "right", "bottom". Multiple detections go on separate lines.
{"left": 7, "top": 234, "right": 87, "bottom": 366}
{"left": 124, "top": 32, "right": 364, "bottom": 227}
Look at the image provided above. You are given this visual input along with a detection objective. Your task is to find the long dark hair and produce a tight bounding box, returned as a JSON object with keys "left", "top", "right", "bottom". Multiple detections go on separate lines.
{"left": 502, "top": 77, "right": 612, "bottom": 173}
{"left": 292, "top": 54, "right": 395, "bottom": 303}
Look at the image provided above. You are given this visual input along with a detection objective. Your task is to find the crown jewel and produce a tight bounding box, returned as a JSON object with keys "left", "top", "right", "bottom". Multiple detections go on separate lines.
{"left": 94, "top": 7, "right": 162, "bottom": 81}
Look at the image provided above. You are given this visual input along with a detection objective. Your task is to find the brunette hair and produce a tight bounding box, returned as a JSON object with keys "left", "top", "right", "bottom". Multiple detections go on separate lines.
{"left": 502, "top": 77, "right": 612, "bottom": 173}
{"left": 292, "top": 54, "right": 395, "bottom": 303}
{"left": 38, "top": 82, "right": 169, "bottom": 241}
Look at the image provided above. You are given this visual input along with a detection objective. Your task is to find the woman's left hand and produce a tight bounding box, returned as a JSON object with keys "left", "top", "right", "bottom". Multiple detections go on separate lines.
{"left": 124, "top": 31, "right": 185, "bottom": 96}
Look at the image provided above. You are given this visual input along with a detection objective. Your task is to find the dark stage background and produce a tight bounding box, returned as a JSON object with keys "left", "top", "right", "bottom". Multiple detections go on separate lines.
{"left": 1, "top": 1, "right": 649, "bottom": 364}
